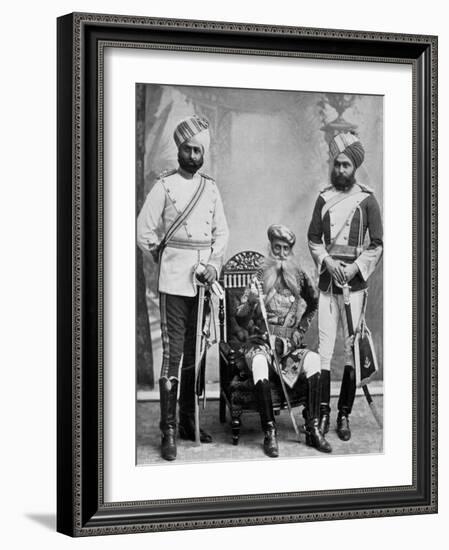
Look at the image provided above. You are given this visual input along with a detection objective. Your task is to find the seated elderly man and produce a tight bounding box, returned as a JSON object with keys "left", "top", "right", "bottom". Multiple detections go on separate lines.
{"left": 235, "top": 224, "right": 332, "bottom": 457}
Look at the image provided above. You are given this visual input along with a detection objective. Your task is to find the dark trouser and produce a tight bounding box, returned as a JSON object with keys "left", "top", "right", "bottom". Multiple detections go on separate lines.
{"left": 159, "top": 293, "right": 198, "bottom": 416}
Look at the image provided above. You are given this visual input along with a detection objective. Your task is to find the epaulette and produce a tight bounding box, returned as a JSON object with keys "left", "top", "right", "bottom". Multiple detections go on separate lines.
{"left": 319, "top": 185, "right": 333, "bottom": 194}
{"left": 356, "top": 182, "right": 375, "bottom": 194}
{"left": 158, "top": 168, "right": 177, "bottom": 179}
{"left": 199, "top": 172, "right": 216, "bottom": 184}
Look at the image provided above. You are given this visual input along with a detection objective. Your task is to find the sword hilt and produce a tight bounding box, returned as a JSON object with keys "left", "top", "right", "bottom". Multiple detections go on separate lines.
{"left": 342, "top": 282, "right": 351, "bottom": 305}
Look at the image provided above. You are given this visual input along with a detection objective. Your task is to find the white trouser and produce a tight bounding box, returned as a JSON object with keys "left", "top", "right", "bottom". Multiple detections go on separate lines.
{"left": 318, "top": 290, "right": 365, "bottom": 371}
{"left": 251, "top": 350, "right": 321, "bottom": 384}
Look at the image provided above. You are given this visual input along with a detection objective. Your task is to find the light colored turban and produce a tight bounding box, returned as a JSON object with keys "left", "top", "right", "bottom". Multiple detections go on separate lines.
{"left": 173, "top": 115, "right": 210, "bottom": 154}
{"left": 267, "top": 224, "right": 296, "bottom": 247}
{"left": 329, "top": 132, "right": 365, "bottom": 169}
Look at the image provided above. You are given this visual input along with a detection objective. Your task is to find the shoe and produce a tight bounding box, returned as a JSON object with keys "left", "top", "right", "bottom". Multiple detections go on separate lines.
{"left": 263, "top": 421, "right": 279, "bottom": 458}
{"left": 305, "top": 419, "right": 332, "bottom": 453}
{"left": 336, "top": 413, "right": 351, "bottom": 441}
{"left": 161, "top": 426, "right": 177, "bottom": 461}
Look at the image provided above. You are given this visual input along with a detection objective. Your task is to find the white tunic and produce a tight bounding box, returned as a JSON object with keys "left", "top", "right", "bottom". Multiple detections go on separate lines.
{"left": 137, "top": 170, "right": 229, "bottom": 296}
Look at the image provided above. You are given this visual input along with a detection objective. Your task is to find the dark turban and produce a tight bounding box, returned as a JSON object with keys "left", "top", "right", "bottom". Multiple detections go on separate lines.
{"left": 267, "top": 224, "right": 296, "bottom": 247}
{"left": 329, "top": 132, "right": 365, "bottom": 169}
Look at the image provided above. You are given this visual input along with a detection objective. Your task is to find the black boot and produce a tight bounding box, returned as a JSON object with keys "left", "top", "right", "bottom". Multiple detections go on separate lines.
{"left": 336, "top": 413, "right": 351, "bottom": 441}
{"left": 159, "top": 377, "right": 178, "bottom": 461}
{"left": 318, "top": 370, "right": 331, "bottom": 435}
{"left": 178, "top": 417, "right": 213, "bottom": 443}
{"left": 336, "top": 365, "right": 356, "bottom": 441}
{"left": 305, "top": 373, "right": 332, "bottom": 453}
{"left": 319, "top": 405, "right": 330, "bottom": 435}
{"left": 178, "top": 366, "right": 212, "bottom": 443}
{"left": 254, "top": 379, "right": 279, "bottom": 458}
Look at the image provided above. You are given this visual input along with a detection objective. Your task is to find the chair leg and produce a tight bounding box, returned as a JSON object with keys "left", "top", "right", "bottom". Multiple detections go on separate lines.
{"left": 231, "top": 410, "right": 242, "bottom": 445}
{"left": 219, "top": 394, "right": 226, "bottom": 423}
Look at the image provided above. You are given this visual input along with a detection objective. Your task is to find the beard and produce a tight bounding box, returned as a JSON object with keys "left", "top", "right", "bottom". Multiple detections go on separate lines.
{"left": 262, "top": 251, "right": 301, "bottom": 301}
{"left": 178, "top": 152, "right": 204, "bottom": 174}
{"left": 331, "top": 170, "right": 356, "bottom": 191}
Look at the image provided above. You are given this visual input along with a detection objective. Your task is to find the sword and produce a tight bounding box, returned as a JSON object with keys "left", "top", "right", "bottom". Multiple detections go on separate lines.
{"left": 342, "top": 283, "right": 383, "bottom": 429}
{"left": 252, "top": 278, "right": 301, "bottom": 442}
{"left": 192, "top": 264, "right": 216, "bottom": 446}
{"left": 194, "top": 285, "right": 206, "bottom": 446}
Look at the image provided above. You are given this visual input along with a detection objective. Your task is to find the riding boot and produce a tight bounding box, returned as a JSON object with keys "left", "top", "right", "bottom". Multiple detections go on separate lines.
{"left": 336, "top": 365, "right": 356, "bottom": 441}
{"left": 319, "top": 369, "right": 331, "bottom": 435}
{"left": 159, "top": 377, "right": 178, "bottom": 461}
{"left": 301, "top": 407, "right": 309, "bottom": 434}
{"left": 254, "top": 379, "right": 279, "bottom": 458}
{"left": 305, "top": 373, "right": 332, "bottom": 453}
{"left": 178, "top": 366, "right": 212, "bottom": 443}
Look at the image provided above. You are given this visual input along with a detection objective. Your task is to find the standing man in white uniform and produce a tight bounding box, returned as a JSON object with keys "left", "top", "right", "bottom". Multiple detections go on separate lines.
{"left": 137, "top": 115, "right": 229, "bottom": 460}
{"left": 307, "top": 132, "right": 383, "bottom": 441}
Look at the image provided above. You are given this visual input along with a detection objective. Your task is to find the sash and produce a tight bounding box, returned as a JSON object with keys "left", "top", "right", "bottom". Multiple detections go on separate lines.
{"left": 321, "top": 190, "right": 366, "bottom": 220}
{"left": 155, "top": 176, "right": 207, "bottom": 261}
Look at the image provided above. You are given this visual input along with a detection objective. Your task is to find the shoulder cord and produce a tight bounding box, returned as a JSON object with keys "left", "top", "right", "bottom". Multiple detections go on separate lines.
{"left": 356, "top": 203, "right": 369, "bottom": 335}
{"left": 357, "top": 204, "right": 364, "bottom": 250}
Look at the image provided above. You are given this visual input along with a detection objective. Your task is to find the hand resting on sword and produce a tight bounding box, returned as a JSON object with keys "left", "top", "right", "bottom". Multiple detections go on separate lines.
{"left": 324, "top": 257, "right": 360, "bottom": 285}
{"left": 196, "top": 264, "right": 217, "bottom": 284}
{"left": 323, "top": 256, "right": 346, "bottom": 285}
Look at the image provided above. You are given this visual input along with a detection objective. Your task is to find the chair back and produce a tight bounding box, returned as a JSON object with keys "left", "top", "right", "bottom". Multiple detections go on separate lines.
{"left": 218, "top": 251, "right": 265, "bottom": 343}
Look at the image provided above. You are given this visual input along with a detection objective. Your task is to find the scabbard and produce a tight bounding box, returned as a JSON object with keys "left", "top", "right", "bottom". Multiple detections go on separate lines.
{"left": 194, "top": 286, "right": 205, "bottom": 446}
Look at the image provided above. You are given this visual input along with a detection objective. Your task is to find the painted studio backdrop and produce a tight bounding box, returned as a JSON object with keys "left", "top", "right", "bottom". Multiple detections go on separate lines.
{"left": 135, "top": 83, "right": 383, "bottom": 391}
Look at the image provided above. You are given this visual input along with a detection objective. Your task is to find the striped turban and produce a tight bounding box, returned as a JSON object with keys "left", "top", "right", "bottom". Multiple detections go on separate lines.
{"left": 267, "top": 224, "right": 296, "bottom": 247}
{"left": 329, "top": 132, "right": 365, "bottom": 169}
{"left": 173, "top": 115, "right": 210, "bottom": 154}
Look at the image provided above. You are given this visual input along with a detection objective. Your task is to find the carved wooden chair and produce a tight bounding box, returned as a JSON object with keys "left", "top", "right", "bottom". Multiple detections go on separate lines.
{"left": 218, "top": 251, "right": 307, "bottom": 445}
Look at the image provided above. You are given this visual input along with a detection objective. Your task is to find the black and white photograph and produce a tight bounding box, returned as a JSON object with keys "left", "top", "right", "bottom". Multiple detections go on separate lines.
{"left": 135, "top": 83, "right": 384, "bottom": 465}
{"left": 1, "top": 0, "right": 444, "bottom": 546}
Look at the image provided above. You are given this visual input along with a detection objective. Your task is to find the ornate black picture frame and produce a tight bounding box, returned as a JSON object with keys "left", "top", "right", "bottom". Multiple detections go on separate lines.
{"left": 57, "top": 12, "right": 437, "bottom": 536}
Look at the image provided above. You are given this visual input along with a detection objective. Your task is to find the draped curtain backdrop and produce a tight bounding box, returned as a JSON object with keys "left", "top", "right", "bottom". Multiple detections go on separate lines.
{"left": 136, "top": 84, "right": 383, "bottom": 389}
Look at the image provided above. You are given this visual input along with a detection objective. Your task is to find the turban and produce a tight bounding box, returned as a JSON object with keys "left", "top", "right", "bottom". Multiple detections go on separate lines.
{"left": 267, "top": 224, "right": 296, "bottom": 247}
{"left": 329, "top": 132, "right": 365, "bottom": 169}
{"left": 173, "top": 115, "right": 210, "bottom": 154}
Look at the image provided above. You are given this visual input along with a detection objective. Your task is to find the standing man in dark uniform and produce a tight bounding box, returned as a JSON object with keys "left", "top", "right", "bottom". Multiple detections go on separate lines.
{"left": 307, "top": 132, "right": 383, "bottom": 441}
{"left": 137, "top": 115, "right": 229, "bottom": 460}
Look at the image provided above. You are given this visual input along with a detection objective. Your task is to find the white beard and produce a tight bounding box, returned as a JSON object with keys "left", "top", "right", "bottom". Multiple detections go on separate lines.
{"left": 262, "top": 251, "right": 301, "bottom": 301}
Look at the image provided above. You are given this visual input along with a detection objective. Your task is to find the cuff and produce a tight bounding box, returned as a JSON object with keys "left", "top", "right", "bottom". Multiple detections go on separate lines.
{"left": 319, "top": 251, "right": 330, "bottom": 265}
{"left": 206, "top": 262, "right": 219, "bottom": 279}
{"left": 354, "top": 258, "right": 367, "bottom": 281}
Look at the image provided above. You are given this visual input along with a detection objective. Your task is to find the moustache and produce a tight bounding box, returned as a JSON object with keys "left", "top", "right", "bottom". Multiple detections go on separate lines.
{"left": 178, "top": 153, "right": 204, "bottom": 174}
